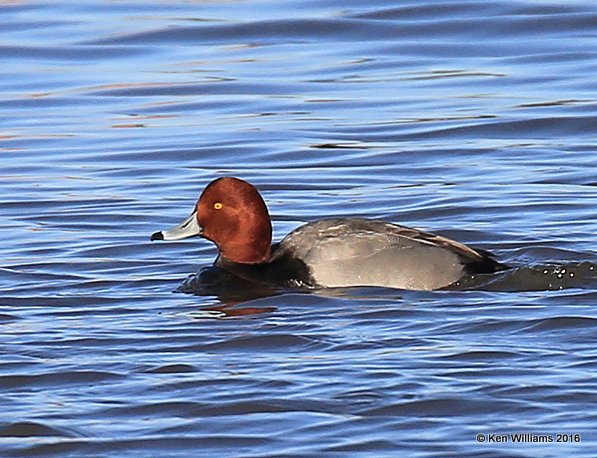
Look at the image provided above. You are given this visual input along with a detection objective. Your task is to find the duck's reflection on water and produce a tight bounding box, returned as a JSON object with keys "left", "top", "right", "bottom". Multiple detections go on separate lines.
{"left": 179, "top": 261, "right": 596, "bottom": 318}
{"left": 451, "top": 262, "right": 596, "bottom": 292}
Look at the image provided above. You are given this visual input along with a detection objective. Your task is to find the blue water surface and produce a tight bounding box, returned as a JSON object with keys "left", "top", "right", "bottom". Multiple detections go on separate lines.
{"left": 1, "top": 1, "right": 596, "bottom": 457}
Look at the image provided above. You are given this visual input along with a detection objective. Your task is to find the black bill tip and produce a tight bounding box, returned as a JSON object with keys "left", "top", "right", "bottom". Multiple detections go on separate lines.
{"left": 150, "top": 231, "right": 164, "bottom": 241}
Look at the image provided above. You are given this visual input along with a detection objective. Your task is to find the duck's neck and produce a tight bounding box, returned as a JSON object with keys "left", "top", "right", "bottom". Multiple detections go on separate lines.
{"left": 219, "top": 241, "right": 271, "bottom": 264}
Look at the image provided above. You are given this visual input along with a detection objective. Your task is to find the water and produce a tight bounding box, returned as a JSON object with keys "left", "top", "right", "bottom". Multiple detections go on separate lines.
{"left": 1, "top": 0, "right": 596, "bottom": 456}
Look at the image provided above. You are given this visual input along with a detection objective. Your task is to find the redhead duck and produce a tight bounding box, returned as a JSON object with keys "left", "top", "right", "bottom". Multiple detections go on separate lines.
{"left": 151, "top": 177, "right": 508, "bottom": 290}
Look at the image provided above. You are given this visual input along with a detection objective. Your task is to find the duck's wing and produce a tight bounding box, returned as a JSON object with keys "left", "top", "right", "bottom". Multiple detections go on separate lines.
{"left": 382, "top": 223, "right": 507, "bottom": 273}
{"left": 279, "top": 219, "right": 507, "bottom": 289}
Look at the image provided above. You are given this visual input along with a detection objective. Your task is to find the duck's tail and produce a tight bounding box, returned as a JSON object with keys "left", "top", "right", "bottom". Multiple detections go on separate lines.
{"left": 463, "top": 247, "right": 510, "bottom": 275}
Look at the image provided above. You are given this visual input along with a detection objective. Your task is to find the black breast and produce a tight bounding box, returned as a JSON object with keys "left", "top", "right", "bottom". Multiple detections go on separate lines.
{"left": 215, "top": 243, "right": 315, "bottom": 288}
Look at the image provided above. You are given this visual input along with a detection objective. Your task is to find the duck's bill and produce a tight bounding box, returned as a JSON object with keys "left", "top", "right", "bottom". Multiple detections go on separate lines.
{"left": 150, "top": 211, "right": 202, "bottom": 241}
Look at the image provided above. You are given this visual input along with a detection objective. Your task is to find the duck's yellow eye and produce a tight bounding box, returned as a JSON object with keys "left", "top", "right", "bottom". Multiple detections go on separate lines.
{"left": 213, "top": 202, "right": 223, "bottom": 210}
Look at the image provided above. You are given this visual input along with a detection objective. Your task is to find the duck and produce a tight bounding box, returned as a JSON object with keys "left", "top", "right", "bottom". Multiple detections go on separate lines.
{"left": 150, "top": 177, "right": 509, "bottom": 290}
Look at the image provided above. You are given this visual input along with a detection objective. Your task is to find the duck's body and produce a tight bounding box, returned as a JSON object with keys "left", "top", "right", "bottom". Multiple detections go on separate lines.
{"left": 151, "top": 177, "right": 508, "bottom": 291}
